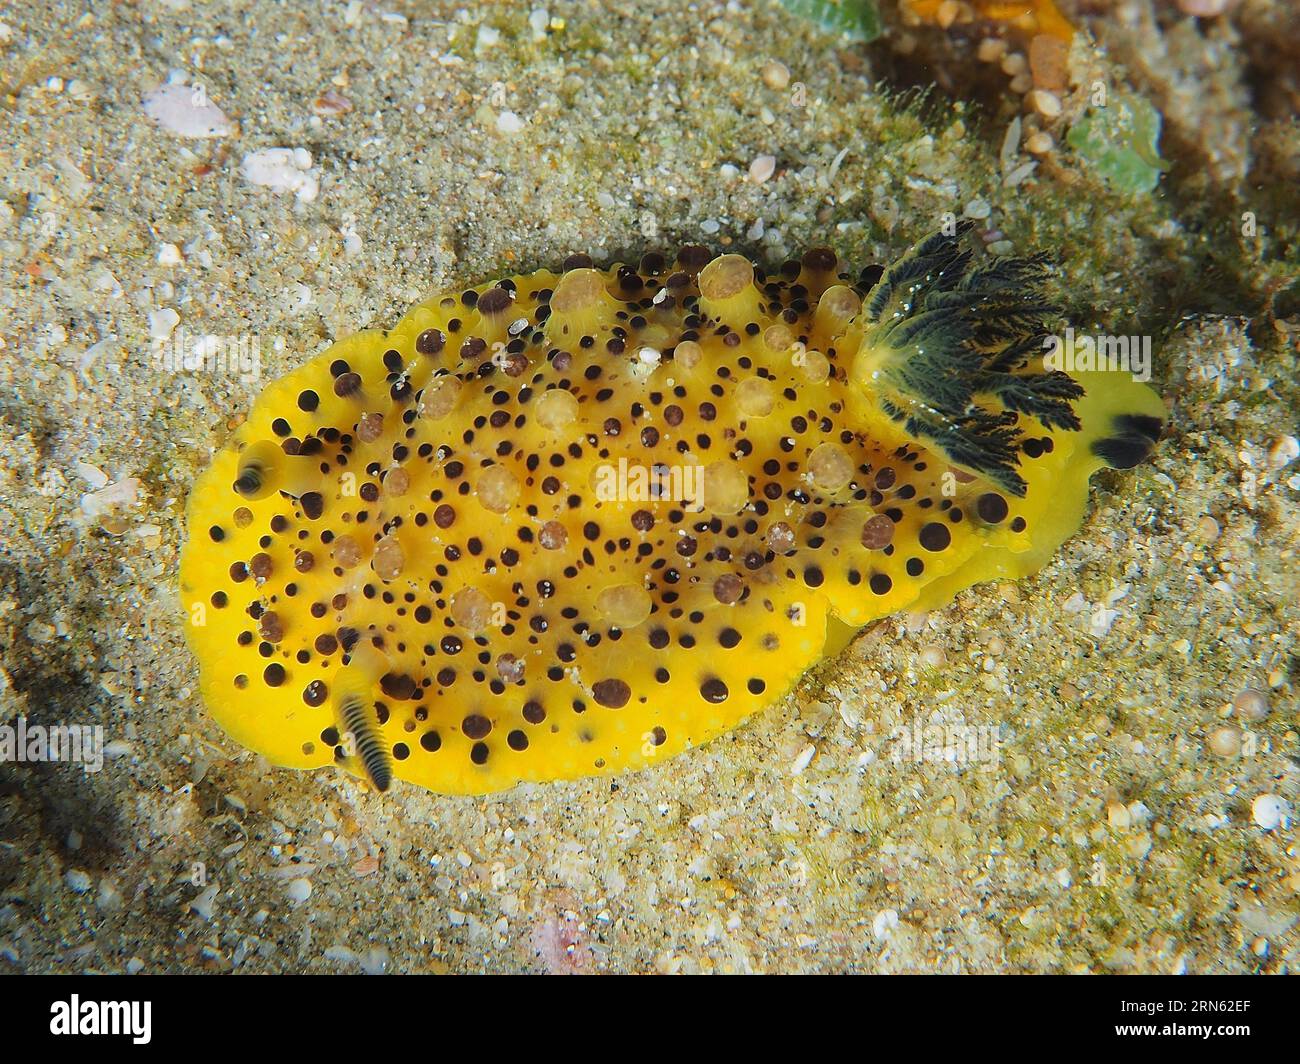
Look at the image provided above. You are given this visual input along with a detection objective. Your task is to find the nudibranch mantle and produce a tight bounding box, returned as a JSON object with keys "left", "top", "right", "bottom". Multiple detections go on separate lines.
{"left": 180, "top": 228, "right": 1164, "bottom": 794}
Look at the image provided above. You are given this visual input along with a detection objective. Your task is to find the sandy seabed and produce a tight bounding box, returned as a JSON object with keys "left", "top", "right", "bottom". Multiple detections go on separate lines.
{"left": 0, "top": 0, "right": 1296, "bottom": 973}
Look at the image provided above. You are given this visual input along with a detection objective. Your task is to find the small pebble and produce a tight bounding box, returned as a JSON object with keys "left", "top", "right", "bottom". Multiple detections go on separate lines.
{"left": 1233, "top": 688, "right": 1269, "bottom": 722}
{"left": 749, "top": 154, "right": 776, "bottom": 184}
{"left": 1001, "top": 52, "right": 1027, "bottom": 77}
{"left": 241, "top": 147, "right": 318, "bottom": 202}
{"left": 1178, "top": 0, "right": 1234, "bottom": 15}
{"left": 142, "top": 82, "right": 234, "bottom": 138}
{"left": 286, "top": 877, "right": 313, "bottom": 903}
{"left": 67, "top": 78, "right": 96, "bottom": 103}
{"left": 1251, "top": 794, "right": 1289, "bottom": 831}
{"left": 96, "top": 879, "right": 123, "bottom": 910}
{"left": 1028, "top": 89, "right": 1062, "bottom": 119}
{"left": 1267, "top": 435, "right": 1299, "bottom": 468}
{"left": 1207, "top": 725, "right": 1241, "bottom": 758}
{"left": 324, "top": 945, "right": 357, "bottom": 966}
{"left": 761, "top": 59, "right": 790, "bottom": 90}
{"left": 1127, "top": 833, "right": 1153, "bottom": 859}
{"left": 190, "top": 884, "right": 219, "bottom": 921}
{"left": 149, "top": 307, "right": 180, "bottom": 339}
{"left": 312, "top": 89, "right": 353, "bottom": 117}
{"left": 918, "top": 645, "right": 946, "bottom": 668}
{"left": 65, "top": 869, "right": 93, "bottom": 894}
{"left": 1025, "top": 131, "right": 1054, "bottom": 155}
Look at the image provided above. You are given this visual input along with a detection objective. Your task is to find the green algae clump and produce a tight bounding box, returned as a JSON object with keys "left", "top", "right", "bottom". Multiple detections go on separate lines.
{"left": 1067, "top": 92, "right": 1170, "bottom": 195}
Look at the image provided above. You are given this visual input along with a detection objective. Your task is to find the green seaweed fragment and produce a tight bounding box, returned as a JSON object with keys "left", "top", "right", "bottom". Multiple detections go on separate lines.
{"left": 1066, "top": 92, "right": 1170, "bottom": 195}
{"left": 777, "top": 0, "right": 884, "bottom": 42}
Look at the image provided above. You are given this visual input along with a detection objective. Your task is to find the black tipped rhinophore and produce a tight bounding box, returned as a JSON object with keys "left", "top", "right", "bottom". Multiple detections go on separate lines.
{"left": 233, "top": 443, "right": 277, "bottom": 499}
{"left": 233, "top": 468, "right": 262, "bottom": 497}
{"left": 1091, "top": 413, "right": 1163, "bottom": 469}
{"left": 339, "top": 694, "right": 392, "bottom": 793}
{"left": 862, "top": 223, "right": 1084, "bottom": 496}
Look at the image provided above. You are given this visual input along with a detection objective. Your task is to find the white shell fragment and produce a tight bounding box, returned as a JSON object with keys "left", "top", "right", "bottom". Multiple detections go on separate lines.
{"left": 240, "top": 148, "right": 320, "bottom": 203}
{"left": 1252, "top": 794, "right": 1290, "bottom": 831}
{"left": 142, "top": 83, "right": 234, "bottom": 138}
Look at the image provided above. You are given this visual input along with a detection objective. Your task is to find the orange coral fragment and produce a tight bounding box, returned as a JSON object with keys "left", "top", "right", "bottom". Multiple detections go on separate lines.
{"left": 906, "top": 0, "right": 1074, "bottom": 42}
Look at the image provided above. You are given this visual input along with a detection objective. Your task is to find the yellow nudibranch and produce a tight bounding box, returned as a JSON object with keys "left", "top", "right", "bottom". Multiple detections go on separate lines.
{"left": 180, "top": 226, "right": 1164, "bottom": 795}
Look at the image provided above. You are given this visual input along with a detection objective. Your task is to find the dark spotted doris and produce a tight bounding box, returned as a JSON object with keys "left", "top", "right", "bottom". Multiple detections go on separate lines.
{"left": 180, "top": 226, "right": 1164, "bottom": 795}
